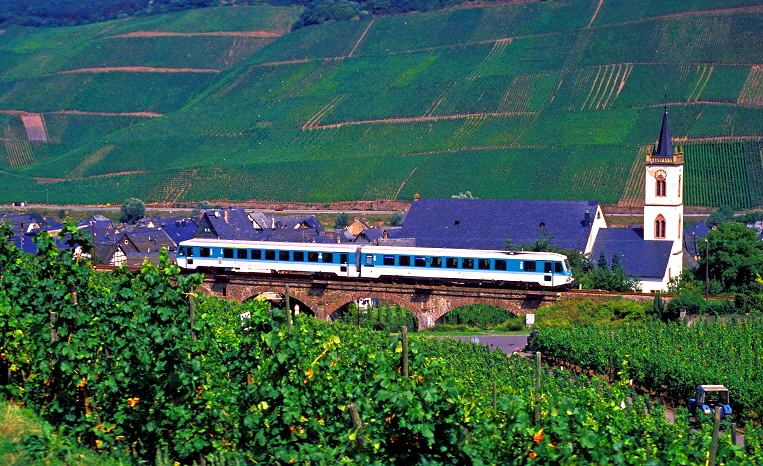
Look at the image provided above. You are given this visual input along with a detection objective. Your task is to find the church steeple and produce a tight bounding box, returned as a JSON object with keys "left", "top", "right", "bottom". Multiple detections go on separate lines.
{"left": 655, "top": 107, "right": 672, "bottom": 158}
{"left": 647, "top": 107, "right": 683, "bottom": 165}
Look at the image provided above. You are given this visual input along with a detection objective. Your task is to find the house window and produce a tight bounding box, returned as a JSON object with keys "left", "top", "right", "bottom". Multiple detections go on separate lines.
{"left": 430, "top": 257, "right": 442, "bottom": 268}
{"left": 237, "top": 249, "right": 248, "bottom": 259}
{"left": 294, "top": 251, "right": 305, "bottom": 261}
{"left": 446, "top": 258, "right": 458, "bottom": 268}
{"left": 656, "top": 178, "right": 666, "bottom": 197}
{"left": 399, "top": 256, "right": 411, "bottom": 266}
{"left": 478, "top": 259, "right": 491, "bottom": 270}
{"left": 279, "top": 250, "right": 290, "bottom": 261}
{"left": 655, "top": 215, "right": 666, "bottom": 239}
{"left": 495, "top": 259, "right": 507, "bottom": 270}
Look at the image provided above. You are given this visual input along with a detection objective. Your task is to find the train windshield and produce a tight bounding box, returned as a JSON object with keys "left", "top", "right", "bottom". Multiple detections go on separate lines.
{"left": 564, "top": 259, "right": 571, "bottom": 272}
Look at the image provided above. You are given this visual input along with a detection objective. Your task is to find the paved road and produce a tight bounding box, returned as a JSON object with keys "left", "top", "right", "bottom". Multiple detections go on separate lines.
{"left": 442, "top": 334, "right": 530, "bottom": 354}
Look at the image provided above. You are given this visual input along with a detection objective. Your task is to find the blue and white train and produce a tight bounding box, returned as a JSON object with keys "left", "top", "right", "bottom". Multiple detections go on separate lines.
{"left": 176, "top": 239, "right": 573, "bottom": 288}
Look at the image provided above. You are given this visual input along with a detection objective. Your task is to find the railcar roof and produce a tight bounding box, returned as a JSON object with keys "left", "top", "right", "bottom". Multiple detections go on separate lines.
{"left": 180, "top": 239, "right": 568, "bottom": 259}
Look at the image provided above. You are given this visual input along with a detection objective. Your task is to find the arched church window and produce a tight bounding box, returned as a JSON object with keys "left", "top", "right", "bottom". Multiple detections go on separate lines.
{"left": 655, "top": 215, "right": 666, "bottom": 239}
{"left": 655, "top": 170, "right": 667, "bottom": 197}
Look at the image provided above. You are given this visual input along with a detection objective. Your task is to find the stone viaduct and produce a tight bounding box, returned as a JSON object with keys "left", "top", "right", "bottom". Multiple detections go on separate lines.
{"left": 199, "top": 273, "right": 561, "bottom": 329}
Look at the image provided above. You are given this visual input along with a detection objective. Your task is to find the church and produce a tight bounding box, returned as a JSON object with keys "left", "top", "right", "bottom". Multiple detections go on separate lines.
{"left": 589, "top": 108, "right": 685, "bottom": 292}
{"left": 394, "top": 108, "right": 685, "bottom": 293}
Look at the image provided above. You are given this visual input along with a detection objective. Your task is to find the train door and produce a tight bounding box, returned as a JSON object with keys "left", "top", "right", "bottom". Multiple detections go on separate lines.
{"left": 355, "top": 247, "right": 363, "bottom": 277}
{"left": 340, "top": 253, "right": 350, "bottom": 277}
{"left": 543, "top": 261, "right": 553, "bottom": 283}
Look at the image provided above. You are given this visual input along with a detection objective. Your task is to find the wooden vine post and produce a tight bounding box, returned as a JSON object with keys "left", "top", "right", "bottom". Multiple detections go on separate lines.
{"left": 189, "top": 294, "right": 197, "bottom": 341}
{"left": 534, "top": 351, "right": 541, "bottom": 425}
{"left": 401, "top": 326, "right": 409, "bottom": 378}
{"left": 348, "top": 403, "right": 364, "bottom": 451}
{"left": 708, "top": 406, "right": 721, "bottom": 466}
{"left": 285, "top": 286, "right": 292, "bottom": 333}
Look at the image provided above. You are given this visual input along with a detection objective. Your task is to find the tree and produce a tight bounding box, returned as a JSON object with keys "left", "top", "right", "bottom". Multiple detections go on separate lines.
{"left": 334, "top": 212, "right": 349, "bottom": 229}
{"left": 697, "top": 222, "right": 763, "bottom": 293}
{"left": 706, "top": 205, "right": 735, "bottom": 227}
{"left": 389, "top": 211, "right": 404, "bottom": 227}
{"left": 190, "top": 201, "right": 212, "bottom": 217}
{"left": 119, "top": 198, "right": 145, "bottom": 225}
{"left": 451, "top": 191, "right": 476, "bottom": 199}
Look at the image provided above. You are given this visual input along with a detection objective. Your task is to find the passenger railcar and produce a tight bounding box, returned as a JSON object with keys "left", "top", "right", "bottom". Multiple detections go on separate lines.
{"left": 176, "top": 239, "right": 573, "bottom": 288}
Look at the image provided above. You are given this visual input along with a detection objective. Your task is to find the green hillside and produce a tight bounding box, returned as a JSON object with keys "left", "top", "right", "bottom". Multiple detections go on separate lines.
{"left": 2, "top": 1, "right": 763, "bottom": 208}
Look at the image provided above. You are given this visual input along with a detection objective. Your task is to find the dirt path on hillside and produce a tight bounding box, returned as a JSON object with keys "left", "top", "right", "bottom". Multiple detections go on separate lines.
{"left": 306, "top": 110, "right": 537, "bottom": 130}
{"left": 106, "top": 31, "right": 282, "bottom": 38}
{"left": 58, "top": 66, "right": 220, "bottom": 74}
{"left": 33, "top": 170, "right": 148, "bottom": 183}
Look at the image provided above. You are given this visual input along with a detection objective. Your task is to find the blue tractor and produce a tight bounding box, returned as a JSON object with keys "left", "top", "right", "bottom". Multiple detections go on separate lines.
{"left": 688, "top": 385, "right": 732, "bottom": 420}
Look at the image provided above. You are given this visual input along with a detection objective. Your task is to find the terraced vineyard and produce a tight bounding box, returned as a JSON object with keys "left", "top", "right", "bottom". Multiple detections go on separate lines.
{"left": 1, "top": 1, "right": 763, "bottom": 207}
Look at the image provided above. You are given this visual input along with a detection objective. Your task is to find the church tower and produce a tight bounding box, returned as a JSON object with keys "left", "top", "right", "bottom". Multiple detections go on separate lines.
{"left": 644, "top": 107, "right": 684, "bottom": 278}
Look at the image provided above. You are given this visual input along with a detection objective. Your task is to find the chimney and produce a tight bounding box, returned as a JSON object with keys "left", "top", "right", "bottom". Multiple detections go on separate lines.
{"left": 383, "top": 230, "right": 389, "bottom": 239}
{"left": 224, "top": 209, "right": 229, "bottom": 223}
{"left": 584, "top": 210, "right": 591, "bottom": 227}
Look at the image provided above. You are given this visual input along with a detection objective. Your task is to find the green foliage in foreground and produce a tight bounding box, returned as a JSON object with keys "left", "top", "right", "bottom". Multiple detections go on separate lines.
{"left": 532, "top": 318, "right": 763, "bottom": 424}
{"left": 1, "top": 224, "right": 763, "bottom": 463}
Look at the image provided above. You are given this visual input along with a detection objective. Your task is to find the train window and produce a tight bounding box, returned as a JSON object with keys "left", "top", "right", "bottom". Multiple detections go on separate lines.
{"left": 414, "top": 256, "right": 426, "bottom": 267}
{"left": 322, "top": 253, "right": 333, "bottom": 263}
{"left": 383, "top": 255, "right": 395, "bottom": 266}
{"left": 223, "top": 248, "right": 234, "bottom": 259}
{"left": 251, "top": 249, "right": 261, "bottom": 259}
{"left": 555, "top": 262, "right": 563, "bottom": 273}
{"left": 294, "top": 251, "right": 305, "bottom": 261}
{"left": 478, "top": 259, "right": 490, "bottom": 270}
{"left": 237, "top": 249, "right": 248, "bottom": 259}
{"left": 178, "top": 247, "right": 185, "bottom": 256}
{"left": 446, "top": 258, "right": 458, "bottom": 268}
{"left": 279, "top": 250, "right": 290, "bottom": 261}
{"left": 200, "top": 248, "right": 211, "bottom": 257}
{"left": 524, "top": 261, "right": 536, "bottom": 272}
{"left": 495, "top": 259, "right": 506, "bottom": 270}
{"left": 265, "top": 250, "right": 275, "bottom": 260}
{"left": 365, "top": 254, "right": 374, "bottom": 266}
{"left": 308, "top": 252, "right": 319, "bottom": 262}
{"left": 340, "top": 254, "right": 348, "bottom": 264}
{"left": 187, "top": 247, "right": 194, "bottom": 257}
{"left": 430, "top": 257, "right": 442, "bottom": 268}
{"left": 399, "top": 256, "right": 411, "bottom": 266}
{"left": 463, "top": 258, "right": 474, "bottom": 269}
{"left": 544, "top": 262, "right": 552, "bottom": 273}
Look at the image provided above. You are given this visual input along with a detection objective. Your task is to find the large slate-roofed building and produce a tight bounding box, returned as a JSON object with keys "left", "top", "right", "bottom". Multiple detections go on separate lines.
{"left": 394, "top": 198, "right": 605, "bottom": 253}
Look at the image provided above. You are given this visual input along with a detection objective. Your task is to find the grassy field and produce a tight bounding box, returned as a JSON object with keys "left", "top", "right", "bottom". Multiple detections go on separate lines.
{"left": 1, "top": 1, "right": 763, "bottom": 208}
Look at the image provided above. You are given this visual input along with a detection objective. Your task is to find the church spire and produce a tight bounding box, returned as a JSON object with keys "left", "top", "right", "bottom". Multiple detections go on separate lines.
{"left": 654, "top": 106, "right": 672, "bottom": 158}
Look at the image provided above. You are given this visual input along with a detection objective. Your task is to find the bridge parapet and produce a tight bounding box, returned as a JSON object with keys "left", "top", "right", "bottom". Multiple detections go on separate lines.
{"left": 200, "top": 273, "right": 560, "bottom": 329}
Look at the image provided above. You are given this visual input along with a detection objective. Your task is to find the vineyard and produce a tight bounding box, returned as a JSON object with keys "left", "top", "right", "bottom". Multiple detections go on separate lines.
{"left": 2, "top": 225, "right": 763, "bottom": 463}
{"left": 531, "top": 319, "right": 763, "bottom": 424}
{"left": 1, "top": 1, "right": 763, "bottom": 205}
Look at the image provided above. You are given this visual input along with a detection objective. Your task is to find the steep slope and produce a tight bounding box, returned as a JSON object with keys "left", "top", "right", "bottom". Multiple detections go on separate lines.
{"left": 1, "top": 0, "right": 763, "bottom": 208}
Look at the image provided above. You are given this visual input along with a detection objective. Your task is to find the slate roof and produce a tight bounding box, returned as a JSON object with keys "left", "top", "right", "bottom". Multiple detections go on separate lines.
{"left": 590, "top": 228, "right": 673, "bottom": 279}
{"left": 157, "top": 217, "right": 198, "bottom": 244}
{"left": 655, "top": 108, "right": 673, "bottom": 158}
{"left": 395, "top": 198, "right": 600, "bottom": 251}
{"left": 195, "top": 208, "right": 259, "bottom": 240}
{"left": 120, "top": 230, "right": 176, "bottom": 253}
{"left": 683, "top": 221, "right": 711, "bottom": 259}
